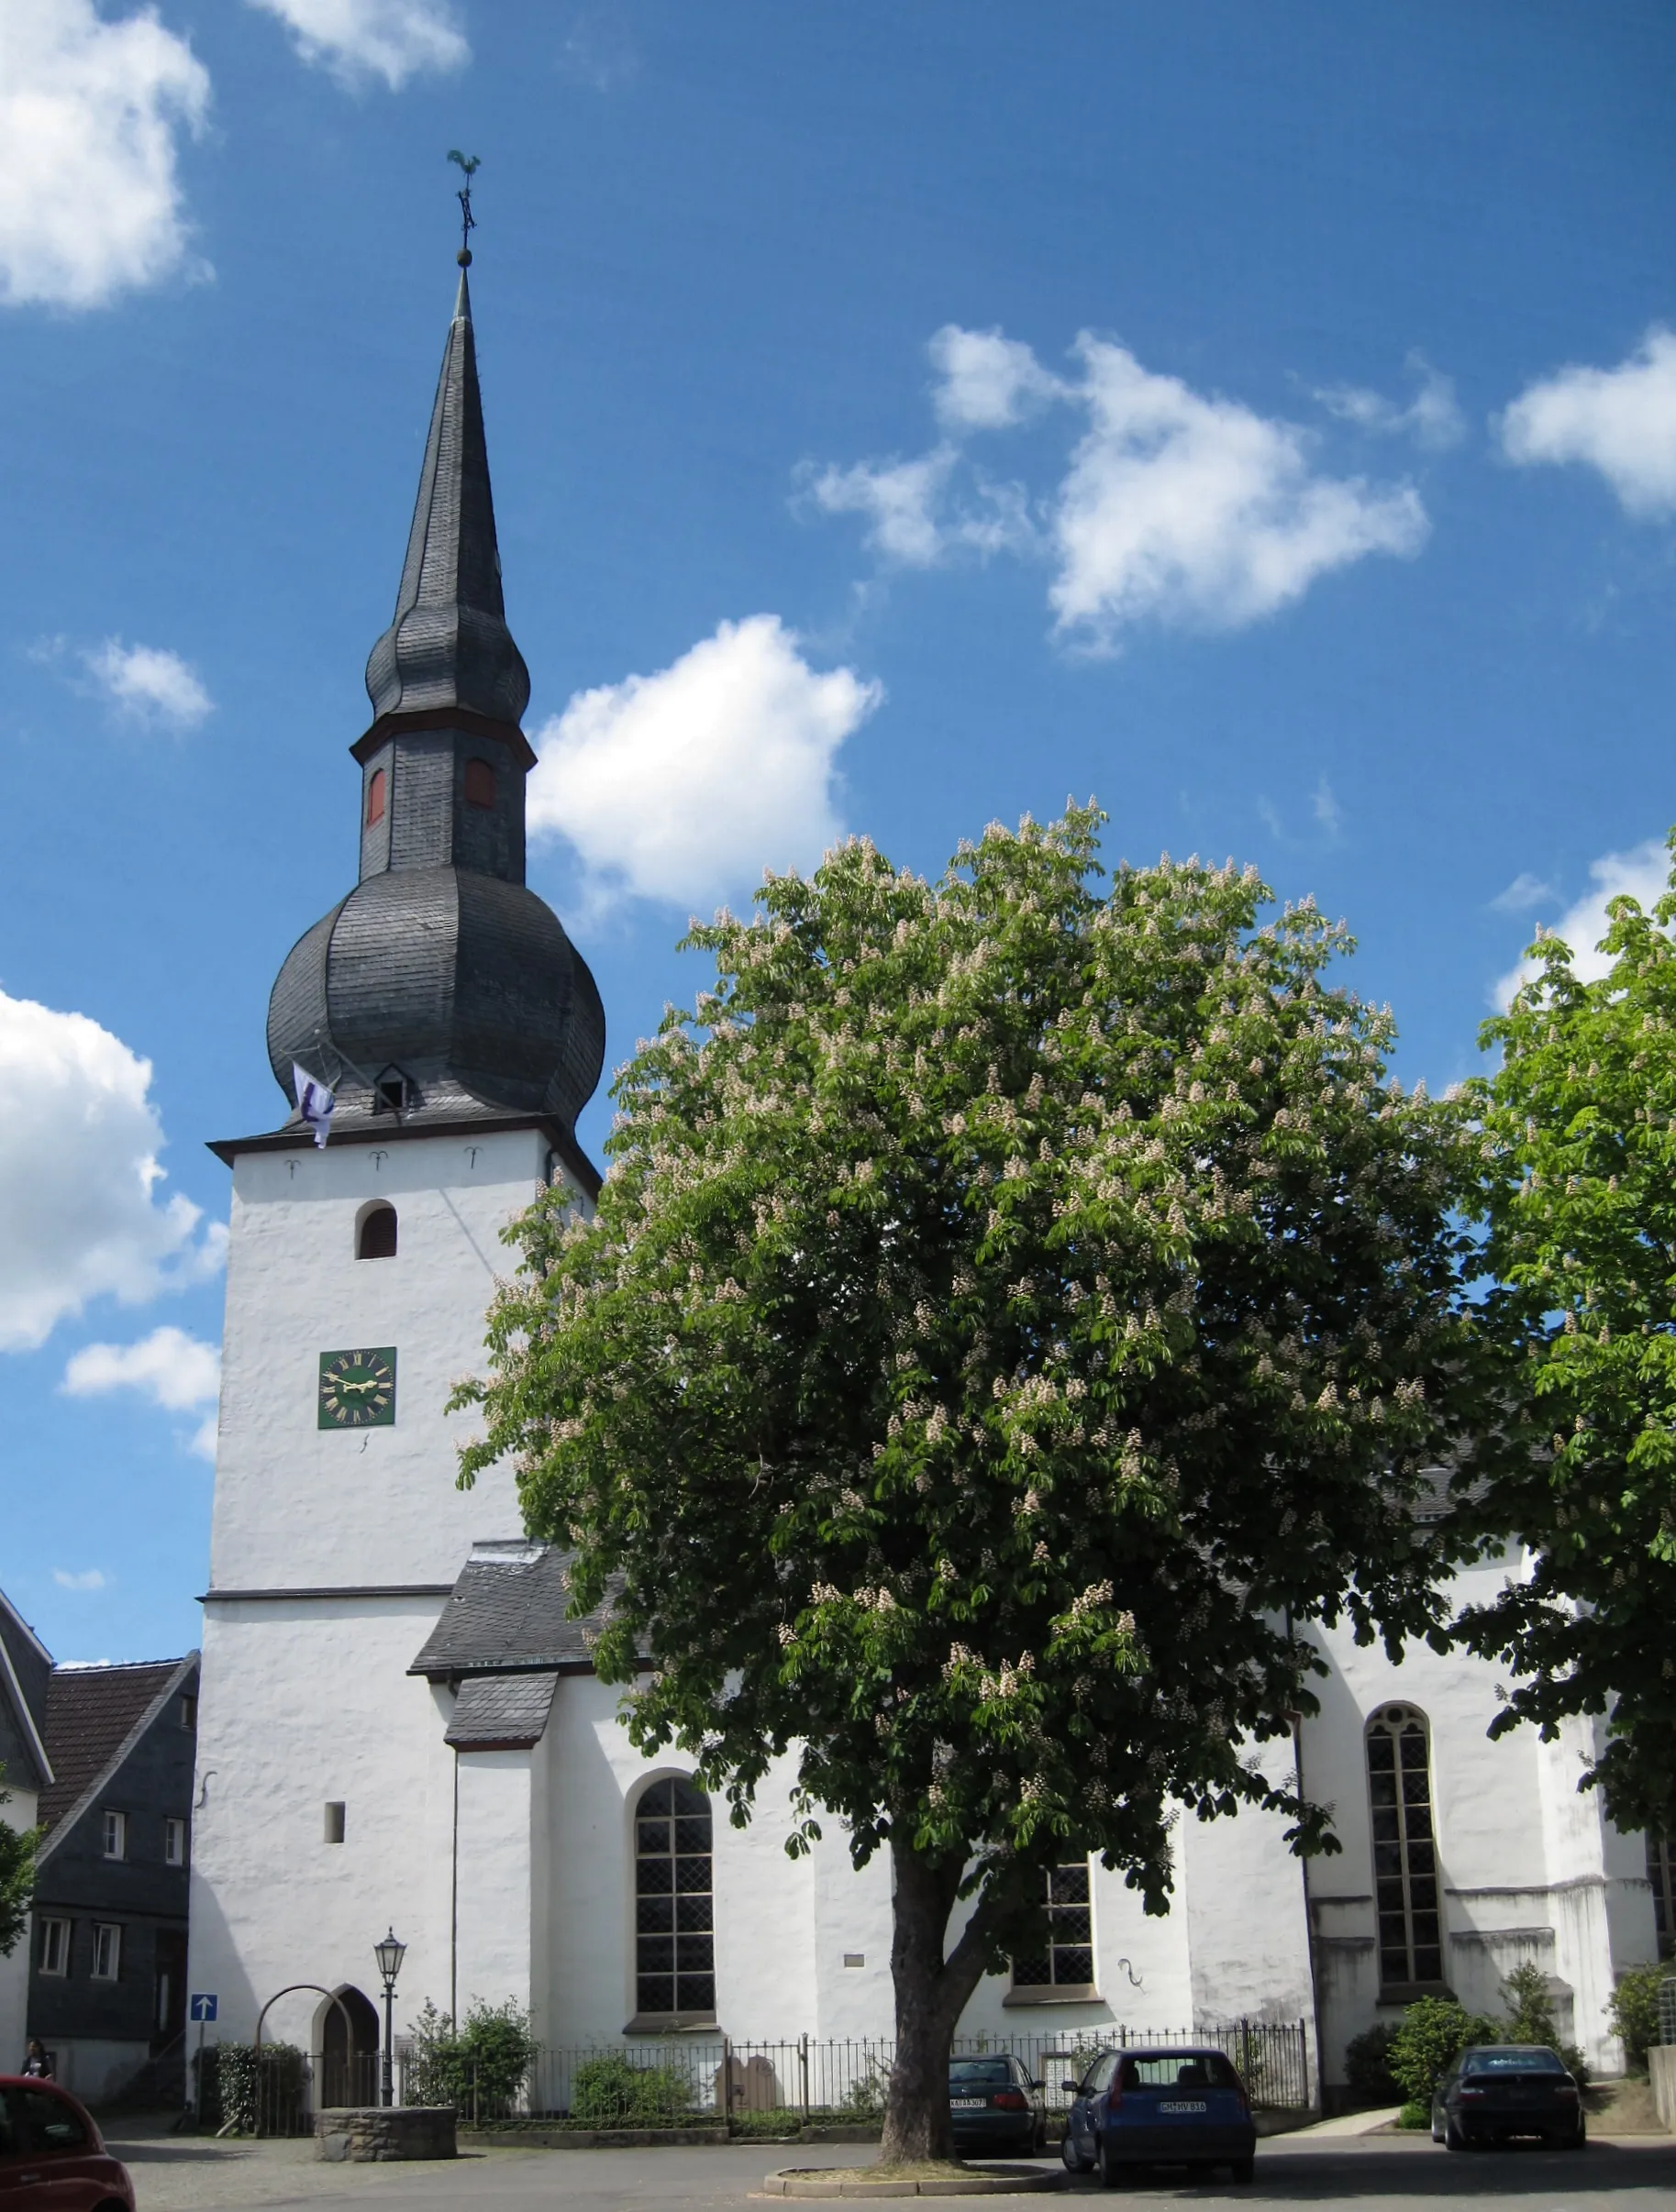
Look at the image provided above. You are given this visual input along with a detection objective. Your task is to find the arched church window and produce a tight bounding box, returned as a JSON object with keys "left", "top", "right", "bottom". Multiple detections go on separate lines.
{"left": 1367, "top": 1703, "right": 1443, "bottom": 1990}
{"left": 357, "top": 1204, "right": 397, "bottom": 1261}
{"left": 366, "top": 768, "right": 387, "bottom": 826}
{"left": 463, "top": 757, "right": 496, "bottom": 809}
{"left": 634, "top": 1775, "right": 715, "bottom": 2021}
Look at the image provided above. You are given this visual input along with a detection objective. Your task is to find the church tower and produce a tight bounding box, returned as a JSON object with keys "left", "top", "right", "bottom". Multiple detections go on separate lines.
{"left": 188, "top": 262, "right": 605, "bottom": 2064}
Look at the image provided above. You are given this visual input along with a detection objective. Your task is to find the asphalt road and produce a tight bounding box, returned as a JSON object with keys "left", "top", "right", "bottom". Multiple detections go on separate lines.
{"left": 102, "top": 2131, "right": 1676, "bottom": 2212}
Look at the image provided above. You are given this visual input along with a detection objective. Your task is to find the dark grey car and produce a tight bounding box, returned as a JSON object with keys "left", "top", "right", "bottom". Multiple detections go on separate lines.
{"left": 1430, "top": 2045, "right": 1585, "bottom": 2151}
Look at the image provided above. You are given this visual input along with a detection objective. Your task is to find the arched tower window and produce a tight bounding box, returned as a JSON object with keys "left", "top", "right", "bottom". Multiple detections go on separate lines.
{"left": 633, "top": 1775, "right": 715, "bottom": 2022}
{"left": 463, "top": 757, "right": 496, "bottom": 809}
{"left": 1367, "top": 1702, "right": 1443, "bottom": 1990}
{"left": 357, "top": 1203, "right": 397, "bottom": 1261}
{"left": 365, "top": 768, "right": 387, "bottom": 826}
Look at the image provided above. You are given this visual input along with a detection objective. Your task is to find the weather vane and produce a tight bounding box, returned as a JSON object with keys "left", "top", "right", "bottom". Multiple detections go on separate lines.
{"left": 448, "top": 149, "right": 480, "bottom": 266}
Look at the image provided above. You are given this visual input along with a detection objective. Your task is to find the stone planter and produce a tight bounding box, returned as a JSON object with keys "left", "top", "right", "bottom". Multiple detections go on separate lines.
{"left": 315, "top": 2107, "right": 458, "bottom": 2161}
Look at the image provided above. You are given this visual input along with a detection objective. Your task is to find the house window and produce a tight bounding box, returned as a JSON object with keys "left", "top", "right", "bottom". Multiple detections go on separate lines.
{"left": 39, "top": 1919, "right": 71, "bottom": 1976}
{"left": 164, "top": 1818, "right": 186, "bottom": 1867}
{"left": 325, "top": 1801, "right": 346, "bottom": 1844}
{"left": 357, "top": 1203, "right": 397, "bottom": 1260}
{"left": 634, "top": 1775, "right": 715, "bottom": 2020}
{"left": 366, "top": 768, "right": 387, "bottom": 826}
{"left": 102, "top": 1810, "right": 127, "bottom": 1862}
{"left": 1011, "top": 1861, "right": 1095, "bottom": 1993}
{"left": 463, "top": 757, "right": 495, "bottom": 809}
{"left": 1649, "top": 1833, "right": 1675, "bottom": 1959}
{"left": 179, "top": 1693, "right": 197, "bottom": 1731}
{"left": 91, "top": 1923, "right": 122, "bottom": 1981}
{"left": 1368, "top": 1703, "right": 1443, "bottom": 1989}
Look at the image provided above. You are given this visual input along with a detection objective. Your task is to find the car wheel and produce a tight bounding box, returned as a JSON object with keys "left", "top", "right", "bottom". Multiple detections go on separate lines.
{"left": 1444, "top": 2118, "right": 1466, "bottom": 2153}
{"left": 1097, "top": 2136, "right": 1128, "bottom": 2188}
{"left": 1061, "top": 2133, "right": 1092, "bottom": 2173}
{"left": 1561, "top": 2121, "right": 1586, "bottom": 2151}
{"left": 1230, "top": 2157, "right": 1254, "bottom": 2183}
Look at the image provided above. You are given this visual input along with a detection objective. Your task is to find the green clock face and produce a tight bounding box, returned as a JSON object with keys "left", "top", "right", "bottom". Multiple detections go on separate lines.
{"left": 317, "top": 1347, "right": 396, "bottom": 1429}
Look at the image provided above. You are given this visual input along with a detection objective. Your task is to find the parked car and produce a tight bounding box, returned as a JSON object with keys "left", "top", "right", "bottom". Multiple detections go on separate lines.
{"left": 0, "top": 2077, "right": 136, "bottom": 2209}
{"left": 1060, "top": 2046, "right": 1256, "bottom": 2184}
{"left": 948, "top": 2053, "right": 1047, "bottom": 2156}
{"left": 1430, "top": 2044, "right": 1585, "bottom": 2151}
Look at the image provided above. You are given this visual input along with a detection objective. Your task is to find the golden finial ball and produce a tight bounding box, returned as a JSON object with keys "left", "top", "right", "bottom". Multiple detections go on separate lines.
{"left": 457, "top": 249, "right": 472, "bottom": 267}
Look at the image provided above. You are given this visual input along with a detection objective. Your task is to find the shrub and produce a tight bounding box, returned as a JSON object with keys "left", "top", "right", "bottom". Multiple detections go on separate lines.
{"left": 1499, "top": 1962, "right": 1589, "bottom": 2086}
{"left": 569, "top": 2053, "right": 695, "bottom": 2127}
{"left": 406, "top": 1997, "right": 536, "bottom": 2116}
{"left": 1608, "top": 1964, "right": 1672, "bottom": 2074}
{"left": 1342, "top": 2023, "right": 1400, "bottom": 2106}
{"left": 1387, "top": 1999, "right": 1500, "bottom": 2106}
{"left": 210, "top": 2042, "right": 305, "bottom": 2136}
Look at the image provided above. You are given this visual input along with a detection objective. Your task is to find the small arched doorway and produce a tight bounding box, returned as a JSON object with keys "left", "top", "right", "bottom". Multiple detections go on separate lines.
{"left": 319, "top": 1985, "right": 381, "bottom": 2109}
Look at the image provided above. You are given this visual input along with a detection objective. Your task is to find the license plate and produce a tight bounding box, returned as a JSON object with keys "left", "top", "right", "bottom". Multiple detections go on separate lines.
{"left": 1158, "top": 2100, "right": 1207, "bottom": 2115}
{"left": 949, "top": 2098, "right": 986, "bottom": 2110}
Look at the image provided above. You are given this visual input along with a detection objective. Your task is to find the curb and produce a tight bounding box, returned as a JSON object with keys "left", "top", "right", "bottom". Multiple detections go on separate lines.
{"left": 763, "top": 2168, "right": 1063, "bottom": 2197}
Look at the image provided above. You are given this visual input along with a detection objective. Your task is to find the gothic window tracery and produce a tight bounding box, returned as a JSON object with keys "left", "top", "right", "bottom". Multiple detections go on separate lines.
{"left": 1367, "top": 1702, "right": 1443, "bottom": 1990}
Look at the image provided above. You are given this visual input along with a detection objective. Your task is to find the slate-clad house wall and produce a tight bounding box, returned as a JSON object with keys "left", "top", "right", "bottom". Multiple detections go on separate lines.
{"left": 0, "top": 1593, "right": 53, "bottom": 2069}
{"left": 28, "top": 1656, "right": 199, "bottom": 2103}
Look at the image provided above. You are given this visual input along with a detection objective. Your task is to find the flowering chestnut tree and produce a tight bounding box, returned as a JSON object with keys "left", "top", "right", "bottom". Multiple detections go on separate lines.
{"left": 459, "top": 808, "right": 1482, "bottom": 2161}
{"left": 1458, "top": 840, "right": 1676, "bottom": 1836}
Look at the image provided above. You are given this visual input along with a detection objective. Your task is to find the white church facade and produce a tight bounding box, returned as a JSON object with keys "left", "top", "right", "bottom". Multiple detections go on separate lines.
{"left": 186, "top": 261, "right": 1659, "bottom": 2108}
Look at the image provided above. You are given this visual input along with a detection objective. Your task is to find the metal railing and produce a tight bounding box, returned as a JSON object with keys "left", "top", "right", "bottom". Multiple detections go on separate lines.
{"left": 498, "top": 2020, "right": 1309, "bottom": 2128}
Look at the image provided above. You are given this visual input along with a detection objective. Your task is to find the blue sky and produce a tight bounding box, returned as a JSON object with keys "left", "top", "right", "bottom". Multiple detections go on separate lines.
{"left": 3, "top": 0, "right": 1674, "bottom": 1663}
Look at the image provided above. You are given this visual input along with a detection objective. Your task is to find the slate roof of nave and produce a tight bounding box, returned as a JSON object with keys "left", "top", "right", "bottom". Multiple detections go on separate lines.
{"left": 408, "top": 1542, "right": 618, "bottom": 1680}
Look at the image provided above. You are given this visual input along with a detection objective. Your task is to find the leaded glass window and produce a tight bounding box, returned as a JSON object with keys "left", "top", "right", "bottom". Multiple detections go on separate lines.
{"left": 635, "top": 1775, "right": 716, "bottom": 2018}
{"left": 1367, "top": 1704, "right": 1443, "bottom": 1989}
{"left": 1012, "top": 1860, "right": 1094, "bottom": 1990}
{"left": 1648, "top": 1832, "right": 1675, "bottom": 1960}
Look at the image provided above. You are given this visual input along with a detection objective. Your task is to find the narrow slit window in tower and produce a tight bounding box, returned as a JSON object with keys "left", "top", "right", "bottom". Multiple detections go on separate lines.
{"left": 463, "top": 758, "right": 495, "bottom": 809}
{"left": 357, "top": 1205, "right": 397, "bottom": 1261}
{"left": 366, "top": 768, "right": 387, "bottom": 826}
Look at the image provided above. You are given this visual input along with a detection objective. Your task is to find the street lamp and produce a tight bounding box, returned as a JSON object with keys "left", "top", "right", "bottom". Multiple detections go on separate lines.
{"left": 373, "top": 1928, "right": 406, "bottom": 2107}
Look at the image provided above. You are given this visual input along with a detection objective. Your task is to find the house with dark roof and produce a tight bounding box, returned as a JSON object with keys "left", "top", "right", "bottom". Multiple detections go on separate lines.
{"left": 0, "top": 1592, "right": 53, "bottom": 2070}
{"left": 27, "top": 1653, "right": 199, "bottom": 2104}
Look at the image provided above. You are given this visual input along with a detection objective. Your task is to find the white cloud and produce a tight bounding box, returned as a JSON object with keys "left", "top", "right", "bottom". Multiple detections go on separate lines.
{"left": 1501, "top": 328, "right": 1676, "bottom": 517}
{"left": 246, "top": 0, "right": 467, "bottom": 88}
{"left": 0, "top": 990, "right": 223, "bottom": 1353}
{"left": 528, "top": 615, "right": 882, "bottom": 910}
{"left": 53, "top": 1568, "right": 107, "bottom": 1592}
{"left": 1314, "top": 353, "right": 1465, "bottom": 452}
{"left": 0, "top": 0, "right": 211, "bottom": 311}
{"left": 1489, "top": 870, "right": 1554, "bottom": 914}
{"left": 1051, "top": 337, "right": 1428, "bottom": 649}
{"left": 1313, "top": 778, "right": 1342, "bottom": 838}
{"left": 809, "top": 326, "right": 1428, "bottom": 647}
{"left": 63, "top": 1324, "right": 221, "bottom": 1460}
{"left": 929, "top": 324, "right": 1066, "bottom": 432}
{"left": 1492, "top": 837, "right": 1671, "bottom": 1010}
{"left": 83, "top": 638, "right": 212, "bottom": 729}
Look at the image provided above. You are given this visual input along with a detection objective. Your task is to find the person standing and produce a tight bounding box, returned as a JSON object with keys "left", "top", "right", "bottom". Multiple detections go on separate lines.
{"left": 19, "top": 2040, "right": 51, "bottom": 2079}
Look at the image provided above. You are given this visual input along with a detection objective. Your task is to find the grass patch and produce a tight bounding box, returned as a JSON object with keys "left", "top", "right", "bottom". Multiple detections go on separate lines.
{"left": 1394, "top": 2103, "right": 1430, "bottom": 2131}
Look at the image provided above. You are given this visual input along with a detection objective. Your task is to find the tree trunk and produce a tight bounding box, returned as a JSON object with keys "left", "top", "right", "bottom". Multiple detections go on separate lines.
{"left": 878, "top": 1841, "right": 996, "bottom": 2163}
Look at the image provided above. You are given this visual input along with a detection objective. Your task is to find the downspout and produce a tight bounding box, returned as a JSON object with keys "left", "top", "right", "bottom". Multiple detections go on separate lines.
{"left": 450, "top": 1746, "right": 460, "bottom": 2025}
{"left": 1287, "top": 1608, "right": 1325, "bottom": 2114}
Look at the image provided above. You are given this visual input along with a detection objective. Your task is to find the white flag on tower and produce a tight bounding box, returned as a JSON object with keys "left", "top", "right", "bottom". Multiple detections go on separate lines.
{"left": 294, "top": 1064, "right": 336, "bottom": 1148}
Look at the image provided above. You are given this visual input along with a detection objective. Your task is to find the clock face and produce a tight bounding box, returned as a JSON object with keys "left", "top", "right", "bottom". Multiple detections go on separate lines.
{"left": 317, "top": 1347, "right": 396, "bottom": 1429}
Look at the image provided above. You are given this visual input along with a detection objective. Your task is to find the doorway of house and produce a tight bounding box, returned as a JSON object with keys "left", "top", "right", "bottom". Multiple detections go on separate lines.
{"left": 319, "top": 1985, "right": 381, "bottom": 2108}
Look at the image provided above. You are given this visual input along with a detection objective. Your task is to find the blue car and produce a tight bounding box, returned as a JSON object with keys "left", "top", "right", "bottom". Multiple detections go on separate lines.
{"left": 1060, "top": 2046, "right": 1256, "bottom": 2184}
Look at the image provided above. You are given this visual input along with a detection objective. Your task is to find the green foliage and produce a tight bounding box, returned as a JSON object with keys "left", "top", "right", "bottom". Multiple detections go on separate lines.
{"left": 0, "top": 1766, "right": 42, "bottom": 1960}
{"left": 212, "top": 2042, "right": 305, "bottom": 2135}
{"left": 1387, "top": 1998, "right": 1501, "bottom": 2105}
{"left": 1394, "top": 2102, "right": 1430, "bottom": 2129}
{"left": 407, "top": 1998, "right": 536, "bottom": 2116}
{"left": 1500, "top": 1962, "right": 1588, "bottom": 2083}
{"left": 1342, "top": 2022, "right": 1400, "bottom": 2106}
{"left": 1608, "top": 1963, "right": 1672, "bottom": 2073}
{"left": 569, "top": 2052, "right": 695, "bottom": 2126}
{"left": 455, "top": 809, "right": 1484, "bottom": 2137}
{"left": 1462, "top": 833, "right": 1676, "bottom": 1835}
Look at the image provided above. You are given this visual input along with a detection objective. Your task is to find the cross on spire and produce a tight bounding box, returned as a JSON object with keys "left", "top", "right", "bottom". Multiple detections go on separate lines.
{"left": 448, "top": 149, "right": 480, "bottom": 266}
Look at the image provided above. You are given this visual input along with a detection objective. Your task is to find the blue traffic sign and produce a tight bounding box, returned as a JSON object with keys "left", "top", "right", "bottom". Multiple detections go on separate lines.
{"left": 189, "top": 1994, "right": 217, "bottom": 2022}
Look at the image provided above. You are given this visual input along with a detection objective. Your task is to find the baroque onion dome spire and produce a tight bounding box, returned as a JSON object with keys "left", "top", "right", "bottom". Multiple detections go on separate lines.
{"left": 263, "top": 239, "right": 605, "bottom": 1146}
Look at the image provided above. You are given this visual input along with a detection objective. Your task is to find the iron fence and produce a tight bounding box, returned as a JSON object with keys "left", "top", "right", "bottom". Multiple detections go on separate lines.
{"left": 512, "top": 2020, "right": 1309, "bottom": 2128}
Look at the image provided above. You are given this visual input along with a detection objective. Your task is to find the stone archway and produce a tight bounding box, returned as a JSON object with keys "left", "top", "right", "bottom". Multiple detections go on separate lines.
{"left": 318, "top": 1985, "right": 381, "bottom": 2108}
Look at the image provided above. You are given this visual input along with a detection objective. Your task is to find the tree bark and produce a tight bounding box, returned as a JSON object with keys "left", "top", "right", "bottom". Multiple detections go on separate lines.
{"left": 878, "top": 1841, "right": 999, "bottom": 2163}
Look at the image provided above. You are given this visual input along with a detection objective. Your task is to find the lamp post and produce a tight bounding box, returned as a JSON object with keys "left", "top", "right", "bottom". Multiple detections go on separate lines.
{"left": 373, "top": 1928, "right": 406, "bottom": 2107}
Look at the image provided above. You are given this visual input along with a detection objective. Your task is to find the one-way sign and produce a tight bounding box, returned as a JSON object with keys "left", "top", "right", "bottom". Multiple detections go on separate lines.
{"left": 189, "top": 1994, "right": 217, "bottom": 2022}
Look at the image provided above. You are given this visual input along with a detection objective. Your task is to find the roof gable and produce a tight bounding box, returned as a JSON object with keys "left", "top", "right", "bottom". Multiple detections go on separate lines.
{"left": 39, "top": 1655, "right": 197, "bottom": 1848}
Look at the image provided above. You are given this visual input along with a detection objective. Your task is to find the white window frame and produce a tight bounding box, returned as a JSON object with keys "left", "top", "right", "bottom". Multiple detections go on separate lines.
{"left": 1006, "top": 1858, "right": 1098, "bottom": 2003}
{"left": 164, "top": 1817, "right": 186, "bottom": 1867}
{"left": 39, "top": 1918, "right": 71, "bottom": 1976}
{"left": 102, "top": 1808, "right": 127, "bottom": 1861}
{"left": 91, "top": 1922, "right": 122, "bottom": 1981}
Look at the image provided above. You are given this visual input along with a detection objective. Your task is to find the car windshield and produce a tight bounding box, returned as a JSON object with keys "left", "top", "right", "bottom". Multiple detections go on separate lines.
{"left": 949, "top": 2060, "right": 1013, "bottom": 2085}
{"left": 1461, "top": 2049, "right": 1565, "bottom": 2075}
{"left": 1119, "top": 2053, "right": 1237, "bottom": 2090}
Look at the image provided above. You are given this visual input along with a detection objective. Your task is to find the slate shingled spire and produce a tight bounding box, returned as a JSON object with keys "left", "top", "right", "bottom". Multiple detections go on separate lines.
{"left": 262, "top": 268, "right": 605, "bottom": 1147}
{"left": 363, "top": 268, "right": 530, "bottom": 730}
